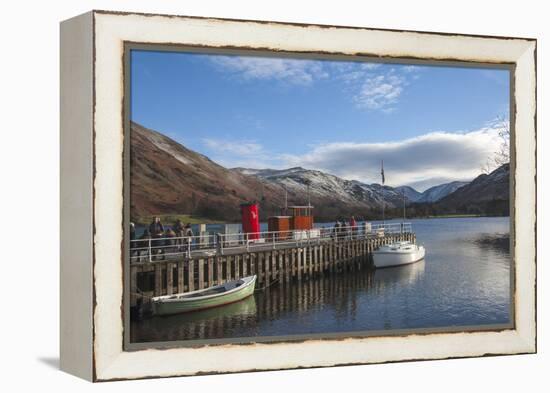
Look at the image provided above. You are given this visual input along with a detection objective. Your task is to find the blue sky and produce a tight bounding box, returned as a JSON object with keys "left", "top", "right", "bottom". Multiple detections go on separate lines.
{"left": 131, "top": 50, "right": 510, "bottom": 191}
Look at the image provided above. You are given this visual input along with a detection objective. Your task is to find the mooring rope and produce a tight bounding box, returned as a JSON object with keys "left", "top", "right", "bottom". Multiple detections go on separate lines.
{"left": 254, "top": 277, "right": 280, "bottom": 292}
{"left": 131, "top": 286, "right": 155, "bottom": 300}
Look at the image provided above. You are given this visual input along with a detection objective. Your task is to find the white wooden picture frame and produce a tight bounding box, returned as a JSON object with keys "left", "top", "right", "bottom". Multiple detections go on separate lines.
{"left": 60, "top": 10, "right": 536, "bottom": 381}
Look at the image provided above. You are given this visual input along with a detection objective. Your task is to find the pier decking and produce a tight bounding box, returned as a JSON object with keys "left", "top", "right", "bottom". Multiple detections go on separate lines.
{"left": 130, "top": 228, "right": 416, "bottom": 307}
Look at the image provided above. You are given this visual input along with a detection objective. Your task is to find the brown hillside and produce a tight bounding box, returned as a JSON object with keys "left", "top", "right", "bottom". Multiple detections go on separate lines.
{"left": 130, "top": 122, "right": 287, "bottom": 222}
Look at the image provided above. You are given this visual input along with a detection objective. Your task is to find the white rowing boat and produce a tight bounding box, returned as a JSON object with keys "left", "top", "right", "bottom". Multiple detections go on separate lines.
{"left": 152, "top": 275, "right": 257, "bottom": 316}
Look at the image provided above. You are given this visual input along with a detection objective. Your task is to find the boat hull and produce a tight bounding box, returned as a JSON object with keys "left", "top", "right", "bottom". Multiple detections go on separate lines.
{"left": 373, "top": 246, "right": 425, "bottom": 268}
{"left": 153, "top": 276, "right": 256, "bottom": 316}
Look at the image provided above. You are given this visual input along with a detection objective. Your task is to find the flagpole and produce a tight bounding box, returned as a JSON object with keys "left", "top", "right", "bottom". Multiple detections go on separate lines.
{"left": 381, "top": 160, "right": 385, "bottom": 226}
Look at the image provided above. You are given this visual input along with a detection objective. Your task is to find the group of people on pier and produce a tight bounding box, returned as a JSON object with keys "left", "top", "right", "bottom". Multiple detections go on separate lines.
{"left": 129, "top": 214, "right": 368, "bottom": 262}
{"left": 130, "top": 217, "right": 194, "bottom": 259}
{"left": 333, "top": 216, "right": 359, "bottom": 239}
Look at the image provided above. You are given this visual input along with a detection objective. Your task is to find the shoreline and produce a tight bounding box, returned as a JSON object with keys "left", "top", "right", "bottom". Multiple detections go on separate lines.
{"left": 132, "top": 213, "right": 509, "bottom": 227}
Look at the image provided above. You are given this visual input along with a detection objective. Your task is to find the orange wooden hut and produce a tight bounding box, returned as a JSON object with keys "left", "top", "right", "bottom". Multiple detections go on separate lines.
{"left": 289, "top": 205, "right": 314, "bottom": 231}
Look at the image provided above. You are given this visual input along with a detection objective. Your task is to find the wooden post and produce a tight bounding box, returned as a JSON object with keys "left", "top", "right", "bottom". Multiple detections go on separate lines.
{"left": 313, "top": 246, "right": 320, "bottom": 274}
{"left": 303, "top": 247, "right": 308, "bottom": 278}
{"left": 234, "top": 255, "right": 240, "bottom": 280}
{"left": 329, "top": 242, "right": 334, "bottom": 273}
{"left": 216, "top": 256, "right": 223, "bottom": 285}
{"left": 177, "top": 261, "right": 185, "bottom": 293}
{"left": 278, "top": 251, "right": 284, "bottom": 284}
{"left": 198, "top": 259, "right": 205, "bottom": 290}
{"left": 207, "top": 257, "right": 214, "bottom": 287}
{"left": 322, "top": 245, "right": 328, "bottom": 272}
{"left": 342, "top": 241, "right": 348, "bottom": 272}
{"left": 250, "top": 253, "right": 256, "bottom": 278}
{"left": 285, "top": 248, "right": 293, "bottom": 283}
{"left": 308, "top": 246, "right": 313, "bottom": 277}
{"left": 257, "top": 252, "right": 264, "bottom": 284}
{"left": 154, "top": 263, "right": 162, "bottom": 296}
{"left": 265, "top": 252, "right": 271, "bottom": 283}
{"left": 187, "top": 260, "right": 194, "bottom": 292}
{"left": 271, "top": 251, "right": 277, "bottom": 282}
{"left": 297, "top": 248, "right": 302, "bottom": 281}
{"left": 166, "top": 262, "right": 174, "bottom": 295}
{"left": 353, "top": 240, "right": 359, "bottom": 271}
{"left": 226, "top": 256, "right": 232, "bottom": 281}
{"left": 242, "top": 254, "right": 248, "bottom": 277}
{"left": 291, "top": 248, "right": 296, "bottom": 280}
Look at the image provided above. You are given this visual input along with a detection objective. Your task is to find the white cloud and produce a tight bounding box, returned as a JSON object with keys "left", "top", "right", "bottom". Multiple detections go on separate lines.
{"left": 202, "top": 138, "right": 264, "bottom": 156}
{"left": 281, "top": 126, "right": 504, "bottom": 191}
{"left": 353, "top": 74, "right": 405, "bottom": 111}
{"left": 335, "top": 63, "right": 418, "bottom": 112}
{"left": 201, "top": 138, "right": 282, "bottom": 169}
{"left": 402, "top": 65, "right": 420, "bottom": 73}
{"left": 210, "top": 56, "right": 328, "bottom": 85}
{"left": 208, "top": 56, "right": 419, "bottom": 112}
{"left": 361, "top": 63, "right": 382, "bottom": 70}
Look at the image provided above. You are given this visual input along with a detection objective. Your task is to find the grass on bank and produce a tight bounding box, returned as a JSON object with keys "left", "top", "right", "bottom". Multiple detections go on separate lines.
{"left": 423, "top": 214, "right": 483, "bottom": 219}
{"left": 131, "top": 214, "right": 221, "bottom": 226}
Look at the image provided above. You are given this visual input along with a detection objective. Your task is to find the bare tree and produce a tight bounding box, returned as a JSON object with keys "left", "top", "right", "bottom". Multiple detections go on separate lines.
{"left": 481, "top": 117, "right": 510, "bottom": 174}
{"left": 493, "top": 118, "right": 510, "bottom": 166}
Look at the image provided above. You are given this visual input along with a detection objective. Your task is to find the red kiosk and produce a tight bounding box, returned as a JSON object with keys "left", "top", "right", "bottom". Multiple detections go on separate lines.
{"left": 240, "top": 202, "right": 260, "bottom": 240}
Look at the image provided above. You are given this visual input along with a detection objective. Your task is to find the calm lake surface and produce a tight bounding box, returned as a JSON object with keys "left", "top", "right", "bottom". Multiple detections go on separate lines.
{"left": 131, "top": 216, "right": 511, "bottom": 343}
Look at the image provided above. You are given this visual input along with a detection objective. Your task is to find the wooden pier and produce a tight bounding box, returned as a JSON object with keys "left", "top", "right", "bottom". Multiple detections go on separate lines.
{"left": 130, "top": 232, "right": 416, "bottom": 307}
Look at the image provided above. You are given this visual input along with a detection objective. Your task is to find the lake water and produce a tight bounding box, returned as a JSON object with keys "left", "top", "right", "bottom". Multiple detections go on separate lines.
{"left": 131, "top": 216, "right": 511, "bottom": 343}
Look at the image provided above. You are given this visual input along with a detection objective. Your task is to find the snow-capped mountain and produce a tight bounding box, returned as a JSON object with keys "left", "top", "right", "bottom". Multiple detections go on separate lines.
{"left": 435, "top": 164, "right": 509, "bottom": 215}
{"left": 395, "top": 186, "right": 423, "bottom": 202}
{"left": 232, "top": 167, "right": 412, "bottom": 208}
{"left": 416, "top": 181, "right": 469, "bottom": 203}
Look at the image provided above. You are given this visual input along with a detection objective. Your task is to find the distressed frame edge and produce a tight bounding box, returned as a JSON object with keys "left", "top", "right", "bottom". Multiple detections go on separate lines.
{"left": 90, "top": 11, "right": 537, "bottom": 381}
{"left": 511, "top": 41, "right": 537, "bottom": 353}
{"left": 59, "top": 11, "right": 95, "bottom": 381}
{"left": 122, "top": 42, "right": 517, "bottom": 351}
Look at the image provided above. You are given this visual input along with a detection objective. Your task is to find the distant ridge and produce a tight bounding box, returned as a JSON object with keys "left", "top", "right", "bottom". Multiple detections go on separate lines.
{"left": 130, "top": 122, "right": 509, "bottom": 221}
{"left": 416, "top": 181, "right": 469, "bottom": 203}
{"left": 434, "top": 164, "right": 509, "bottom": 215}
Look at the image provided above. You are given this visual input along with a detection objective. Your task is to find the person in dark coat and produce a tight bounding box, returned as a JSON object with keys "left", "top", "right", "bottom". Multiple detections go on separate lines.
{"left": 173, "top": 219, "right": 185, "bottom": 251}
{"left": 350, "top": 215, "right": 357, "bottom": 239}
{"left": 183, "top": 223, "right": 194, "bottom": 254}
{"left": 333, "top": 221, "right": 340, "bottom": 240}
{"left": 149, "top": 217, "right": 164, "bottom": 236}
{"left": 148, "top": 217, "right": 165, "bottom": 259}
{"left": 164, "top": 228, "right": 176, "bottom": 257}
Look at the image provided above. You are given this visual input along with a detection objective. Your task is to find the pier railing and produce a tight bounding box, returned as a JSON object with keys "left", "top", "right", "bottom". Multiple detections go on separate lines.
{"left": 130, "top": 222, "right": 412, "bottom": 263}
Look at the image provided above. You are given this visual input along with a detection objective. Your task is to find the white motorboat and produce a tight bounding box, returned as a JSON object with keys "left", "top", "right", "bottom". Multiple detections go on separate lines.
{"left": 372, "top": 241, "right": 425, "bottom": 268}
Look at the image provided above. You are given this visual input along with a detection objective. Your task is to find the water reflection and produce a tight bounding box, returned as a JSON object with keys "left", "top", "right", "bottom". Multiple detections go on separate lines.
{"left": 374, "top": 260, "right": 426, "bottom": 287}
{"left": 131, "top": 295, "right": 257, "bottom": 343}
{"left": 132, "top": 263, "right": 427, "bottom": 342}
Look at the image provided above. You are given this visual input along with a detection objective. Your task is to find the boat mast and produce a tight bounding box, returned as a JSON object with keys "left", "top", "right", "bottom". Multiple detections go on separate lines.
{"left": 307, "top": 181, "right": 311, "bottom": 207}
{"left": 402, "top": 189, "right": 406, "bottom": 221}
{"left": 381, "top": 160, "right": 385, "bottom": 225}
{"left": 284, "top": 186, "right": 288, "bottom": 214}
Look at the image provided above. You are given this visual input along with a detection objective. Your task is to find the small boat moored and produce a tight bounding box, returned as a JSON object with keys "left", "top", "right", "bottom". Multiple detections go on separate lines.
{"left": 152, "top": 275, "right": 257, "bottom": 316}
{"left": 372, "top": 241, "right": 425, "bottom": 268}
